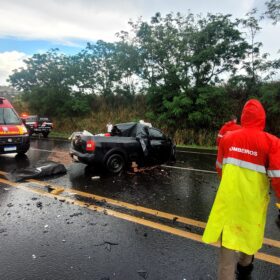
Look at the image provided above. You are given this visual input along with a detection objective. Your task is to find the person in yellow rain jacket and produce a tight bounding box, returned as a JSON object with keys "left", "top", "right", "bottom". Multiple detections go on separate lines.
{"left": 202, "top": 99, "right": 280, "bottom": 280}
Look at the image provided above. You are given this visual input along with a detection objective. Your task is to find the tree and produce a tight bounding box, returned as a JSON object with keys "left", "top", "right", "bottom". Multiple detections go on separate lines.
{"left": 125, "top": 12, "right": 249, "bottom": 132}
{"left": 260, "top": 81, "right": 280, "bottom": 134}
{"left": 85, "top": 41, "right": 122, "bottom": 97}
{"left": 265, "top": 0, "right": 280, "bottom": 24}
{"left": 8, "top": 49, "right": 90, "bottom": 117}
{"left": 237, "top": 9, "right": 272, "bottom": 92}
{"left": 113, "top": 41, "right": 142, "bottom": 98}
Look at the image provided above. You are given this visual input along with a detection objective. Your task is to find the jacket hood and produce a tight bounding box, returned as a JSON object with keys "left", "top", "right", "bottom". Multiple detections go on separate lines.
{"left": 241, "top": 99, "right": 266, "bottom": 130}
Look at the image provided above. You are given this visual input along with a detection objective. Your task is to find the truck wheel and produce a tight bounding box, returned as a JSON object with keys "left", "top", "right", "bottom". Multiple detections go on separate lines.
{"left": 42, "top": 132, "right": 49, "bottom": 138}
{"left": 17, "top": 149, "right": 29, "bottom": 155}
{"left": 105, "top": 154, "right": 125, "bottom": 174}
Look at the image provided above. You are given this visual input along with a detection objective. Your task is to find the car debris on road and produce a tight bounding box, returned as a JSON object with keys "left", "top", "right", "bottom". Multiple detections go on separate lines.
{"left": 5, "top": 160, "right": 67, "bottom": 182}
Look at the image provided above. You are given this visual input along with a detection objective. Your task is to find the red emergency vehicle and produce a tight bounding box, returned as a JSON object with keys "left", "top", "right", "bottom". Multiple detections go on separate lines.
{"left": 0, "top": 97, "right": 30, "bottom": 154}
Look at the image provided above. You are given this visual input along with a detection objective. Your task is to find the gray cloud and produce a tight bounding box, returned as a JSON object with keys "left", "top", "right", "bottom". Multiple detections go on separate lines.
{"left": 0, "top": 0, "right": 266, "bottom": 42}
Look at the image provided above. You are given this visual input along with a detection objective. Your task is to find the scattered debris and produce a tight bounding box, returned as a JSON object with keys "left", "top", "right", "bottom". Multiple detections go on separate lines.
{"left": 131, "top": 161, "right": 139, "bottom": 172}
{"left": 52, "top": 188, "right": 64, "bottom": 195}
{"left": 105, "top": 243, "right": 112, "bottom": 251}
{"left": 185, "top": 225, "right": 192, "bottom": 232}
{"left": 36, "top": 201, "right": 43, "bottom": 209}
{"left": 173, "top": 217, "right": 178, "bottom": 223}
{"left": 45, "top": 185, "right": 55, "bottom": 193}
{"left": 137, "top": 270, "right": 148, "bottom": 279}
{"left": 0, "top": 228, "right": 7, "bottom": 234}
{"left": 70, "top": 212, "right": 83, "bottom": 218}
{"left": 91, "top": 176, "right": 100, "bottom": 180}
{"left": 129, "top": 165, "right": 164, "bottom": 175}
{"left": 45, "top": 185, "right": 64, "bottom": 195}
{"left": 104, "top": 241, "right": 118, "bottom": 246}
{"left": 93, "top": 241, "right": 119, "bottom": 252}
{"left": 7, "top": 203, "right": 14, "bottom": 207}
{"left": 32, "top": 254, "right": 36, "bottom": 259}
{"left": 5, "top": 161, "right": 67, "bottom": 182}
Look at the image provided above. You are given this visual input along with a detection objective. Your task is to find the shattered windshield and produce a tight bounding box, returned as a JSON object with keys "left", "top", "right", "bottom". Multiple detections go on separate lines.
{"left": 0, "top": 108, "right": 22, "bottom": 125}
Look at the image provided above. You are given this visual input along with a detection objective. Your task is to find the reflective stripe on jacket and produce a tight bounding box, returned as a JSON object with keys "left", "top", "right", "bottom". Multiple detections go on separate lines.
{"left": 203, "top": 99, "right": 280, "bottom": 255}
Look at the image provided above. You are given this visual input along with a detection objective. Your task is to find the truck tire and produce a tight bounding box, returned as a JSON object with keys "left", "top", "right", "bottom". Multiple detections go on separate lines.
{"left": 17, "top": 149, "right": 29, "bottom": 155}
{"left": 105, "top": 153, "right": 125, "bottom": 174}
{"left": 42, "top": 131, "right": 49, "bottom": 138}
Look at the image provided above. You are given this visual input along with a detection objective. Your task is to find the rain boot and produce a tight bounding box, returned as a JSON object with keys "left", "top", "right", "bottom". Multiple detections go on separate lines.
{"left": 236, "top": 255, "right": 254, "bottom": 280}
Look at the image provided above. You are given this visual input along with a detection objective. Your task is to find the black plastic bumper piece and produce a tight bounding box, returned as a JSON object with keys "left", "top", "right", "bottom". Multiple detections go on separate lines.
{"left": 70, "top": 148, "right": 96, "bottom": 164}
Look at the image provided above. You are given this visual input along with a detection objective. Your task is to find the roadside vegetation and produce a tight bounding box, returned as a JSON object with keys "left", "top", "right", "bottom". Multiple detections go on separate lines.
{"left": 8, "top": 1, "right": 280, "bottom": 146}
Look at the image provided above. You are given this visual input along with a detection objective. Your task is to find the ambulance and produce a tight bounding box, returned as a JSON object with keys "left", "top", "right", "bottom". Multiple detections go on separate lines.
{"left": 0, "top": 97, "right": 30, "bottom": 154}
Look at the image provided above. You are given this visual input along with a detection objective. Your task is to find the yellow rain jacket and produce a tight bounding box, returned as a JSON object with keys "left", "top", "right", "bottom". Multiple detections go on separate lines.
{"left": 202, "top": 99, "right": 280, "bottom": 255}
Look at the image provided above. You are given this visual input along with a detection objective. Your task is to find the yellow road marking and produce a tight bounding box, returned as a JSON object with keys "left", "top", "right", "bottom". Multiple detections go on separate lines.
{"left": 29, "top": 179, "right": 206, "bottom": 228}
{"left": 28, "top": 178, "right": 280, "bottom": 250}
{"left": 0, "top": 177, "right": 280, "bottom": 266}
{"left": 0, "top": 169, "right": 279, "bottom": 250}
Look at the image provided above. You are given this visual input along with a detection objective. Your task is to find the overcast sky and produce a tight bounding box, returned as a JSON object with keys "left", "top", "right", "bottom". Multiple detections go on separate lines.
{"left": 0, "top": 0, "right": 279, "bottom": 85}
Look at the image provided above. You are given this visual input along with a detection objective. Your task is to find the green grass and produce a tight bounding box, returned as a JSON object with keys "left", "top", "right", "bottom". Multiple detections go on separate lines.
{"left": 177, "top": 144, "right": 217, "bottom": 150}
{"left": 49, "top": 131, "right": 72, "bottom": 139}
{"left": 48, "top": 101, "right": 218, "bottom": 147}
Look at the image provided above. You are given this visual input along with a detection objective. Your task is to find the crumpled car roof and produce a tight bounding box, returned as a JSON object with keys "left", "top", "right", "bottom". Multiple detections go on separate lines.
{"left": 111, "top": 122, "right": 149, "bottom": 138}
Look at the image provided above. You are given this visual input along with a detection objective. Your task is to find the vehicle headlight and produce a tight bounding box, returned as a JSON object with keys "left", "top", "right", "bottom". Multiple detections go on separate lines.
{"left": 22, "top": 126, "right": 28, "bottom": 134}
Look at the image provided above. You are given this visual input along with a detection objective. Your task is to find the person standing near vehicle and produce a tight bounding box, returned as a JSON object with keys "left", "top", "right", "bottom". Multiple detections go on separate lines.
{"left": 202, "top": 99, "right": 280, "bottom": 280}
{"left": 106, "top": 121, "right": 113, "bottom": 133}
{"left": 216, "top": 115, "right": 241, "bottom": 146}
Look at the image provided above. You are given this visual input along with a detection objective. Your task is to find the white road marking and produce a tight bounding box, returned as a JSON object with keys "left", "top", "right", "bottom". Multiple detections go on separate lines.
{"left": 162, "top": 165, "right": 217, "bottom": 174}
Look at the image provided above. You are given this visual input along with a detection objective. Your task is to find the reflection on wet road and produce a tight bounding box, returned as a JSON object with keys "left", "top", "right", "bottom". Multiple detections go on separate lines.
{"left": 0, "top": 138, "right": 279, "bottom": 279}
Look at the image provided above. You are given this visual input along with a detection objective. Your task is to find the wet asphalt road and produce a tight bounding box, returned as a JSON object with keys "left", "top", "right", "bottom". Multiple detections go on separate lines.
{"left": 0, "top": 138, "right": 279, "bottom": 280}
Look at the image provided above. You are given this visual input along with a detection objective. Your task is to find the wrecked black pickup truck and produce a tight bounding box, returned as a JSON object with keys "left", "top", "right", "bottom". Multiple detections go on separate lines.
{"left": 70, "top": 122, "right": 176, "bottom": 173}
